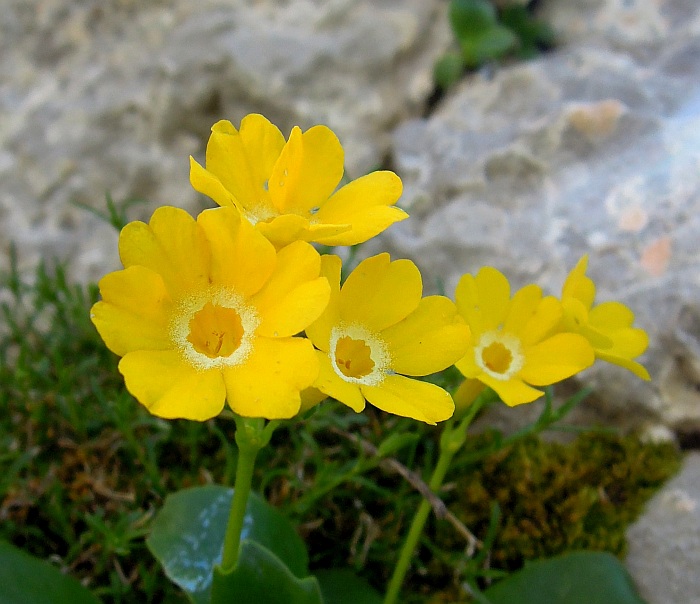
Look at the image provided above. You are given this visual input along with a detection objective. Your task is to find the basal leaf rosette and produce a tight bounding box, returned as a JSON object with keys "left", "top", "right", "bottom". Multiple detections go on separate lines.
{"left": 454, "top": 267, "right": 595, "bottom": 406}
{"left": 560, "top": 255, "right": 650, "bottom": 380}
{"left": 90, "top": 206, "right": 330, "bottom": 421}
{"left": 305, "top": 253, "right": 470, "bottom": 424}
{"left": 189, "top": 114, "right": 408, "bottom": 248}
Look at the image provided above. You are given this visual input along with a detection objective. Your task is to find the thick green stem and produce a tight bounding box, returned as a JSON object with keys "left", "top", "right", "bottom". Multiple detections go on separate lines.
{"left": 220, "top": 418, "right": 266, "bottom": 571}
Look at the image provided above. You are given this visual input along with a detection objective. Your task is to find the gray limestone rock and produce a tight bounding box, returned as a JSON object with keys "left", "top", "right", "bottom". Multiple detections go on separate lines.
{"left": 371, "top": 5, "right": 700, "bottom": 432}
{"left": 0, "top": 0, "right": 450, "bottom": 281}
{"left": 626, "top": 452, "right": 700, "bottom": 604}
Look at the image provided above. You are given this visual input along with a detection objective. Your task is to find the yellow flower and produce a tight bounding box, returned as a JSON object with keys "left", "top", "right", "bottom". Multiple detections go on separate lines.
{"left": 189, "top": 114, "right": 408, "bottom": 248}
{"left": 454, "top": 267, "right": 595, "bottom": 406}
{"left": 90, "top": 206, "right": 330, "bottom": 421}
{"left": 305, "top": 253, "right": 470, "bottom": 424}
{"left": 561, "top": 255, "right": 650, "bottom": 380}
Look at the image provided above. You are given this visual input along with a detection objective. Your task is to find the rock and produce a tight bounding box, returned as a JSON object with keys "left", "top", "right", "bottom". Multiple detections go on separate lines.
{"left": 369, "top": 2, "right": 700, "bottom": 432}
{"left": 625, "top": 452, "right": 700, "bottom": 604}
{"left": 0, "top": 0, "right": 451, "bottom": 281}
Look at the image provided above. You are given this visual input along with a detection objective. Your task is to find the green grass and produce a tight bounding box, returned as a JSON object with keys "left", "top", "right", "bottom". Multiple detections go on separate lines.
{"left": 0, "top": 244, "right": 681, "bottom": 603}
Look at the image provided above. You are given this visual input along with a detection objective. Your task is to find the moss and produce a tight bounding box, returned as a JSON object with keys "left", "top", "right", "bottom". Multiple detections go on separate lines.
{"left": 440, "top": 430, "right": 682, "bottom": 572}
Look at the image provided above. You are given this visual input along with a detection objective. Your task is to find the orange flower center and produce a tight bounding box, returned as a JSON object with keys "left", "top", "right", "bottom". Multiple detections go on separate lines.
{"left": 481, "top": 341, "right": 513, "bottom": 374}
{"left": 187, "top": 302, "right": 244, "bottom": 358}
{"left": 329, "top": 324, "right": 390, "bottom": 386}
{"left": 334, "top": 336, "right": 375, "bottom": 379}
{"left": 475, "top": 331, "right": 524, "bottom": 381}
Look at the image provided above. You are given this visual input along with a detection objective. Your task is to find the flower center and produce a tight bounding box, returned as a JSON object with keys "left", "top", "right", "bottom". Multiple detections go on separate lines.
{"left": 187, "top": 302, "right": 243, "bottom": 358}
{"left": 481, "top": 341, "right": 512, "bottom": 374}
{"left": 475, "top": 331, "right": 523, "bottom": 381}
{"left": 334, "top": 336, "right": 374, "bottom": 379}
{"left": 329, "top": 324, "right": 390, "bottom": 386}
{"left": 171, "top": 288, "right": 260, "bottom": 371}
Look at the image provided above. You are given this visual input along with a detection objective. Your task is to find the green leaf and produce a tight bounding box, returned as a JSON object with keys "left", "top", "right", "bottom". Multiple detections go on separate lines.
{"left": 460, "top": 25, "right": 517, "bottom": 68}
{"left": 449, "top": 0, "right": 498, "bottom": 38}
{"left": 315, "top": 569, "right": 383, "bottom": 604}
{"left": 211, "top": 540, "right": 323, "bottom": 604}
{"left": 434, "top": 52, "right": 465, "bottom": 90}
{"left": 0, "top": 540, "right": 101, "bottom": 604}
{"left": 146, "top": 485, "right": 309, "bottom": 604}
{"left": 483, "top": 551, "right": 648, "bottom": 604}
{"left": 500, "top": 5, "right": 555, "bottom": 59}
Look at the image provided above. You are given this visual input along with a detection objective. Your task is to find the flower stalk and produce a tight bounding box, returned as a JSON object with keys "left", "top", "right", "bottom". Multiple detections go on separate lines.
{"left": 383, "top": 391, "right": 492, "bottom": 604}
{"left": 220, "top": 417, "right": 277, "bottom": 571}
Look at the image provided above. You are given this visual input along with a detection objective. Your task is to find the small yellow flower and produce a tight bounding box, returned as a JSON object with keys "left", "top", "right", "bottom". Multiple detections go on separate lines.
{"left": 454, "top": 267, "right": 595, "bottom": 406}
{"left": 305, "top": 253, "right": 470, "bottom": 424}
{"left": 189, "top": 114, "right": 408, "bottom": 248}
{"left": 561, "top": 255, "right": 650, "bottom": 380}
{"left": 90, "top": 206, "right": 330, "bottom": 421}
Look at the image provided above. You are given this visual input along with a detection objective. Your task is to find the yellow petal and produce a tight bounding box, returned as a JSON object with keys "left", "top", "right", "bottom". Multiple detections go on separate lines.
{"left": 596, "top": 349, "right": 651, "bottom": 380}
{"left": 222, "top": 336, "right": 318, "bottom": 419}
{"left": 479, "top": 374, "right": 544, "bottom": 406}
{"left": 251, "top": 241, "right": 329, "bottom": 337}
{"left": 197, "top": 206, "right": 276, "bottom": 297}
{"left": 562, "top": 255, "right": 595, "bottom": 309}
{"left": 589, "top": 301, "right": 635, "bottom": 329}
{"left": 299, "top": 387, "right": 328, "bottom": 414}
{"left": 268, "top": 125, "right": 344, "bottom": 214}
{"left": 382, "top": 296, "right": 470, "bottom": 376}
{"left": 91, "top": 266, "right": 172, "bottom": 356}
{"left": 361, "top": 374, "right": 454, "bottom": 424}
{"left": 455, "top": 345, "right": 480, "bottom": 378}
{"left": 238, "top": 114, "right": 286, "bottom": 192}
{"left": 604, "top": 325, "right": 649, "bottom": 358}
{"left": 255, "top": 214, "right": 309, "bottom": 248}
{"left": 189, "top": 156, "right": 239, "bottom": 209}
{"left": 255, "top": 214, "right": 351, "bottom": 248}
{"left": 455, "top": 267, "right": 510, "bottom": 334}
{"left": 520, "top": 333, "right": 595, "bottom": 386}
{"left": 312, "top": 350, "right": 366, "bottom": 412}
{"left": 313, "top": 171, "right": 407, "bottom": 245}
{"left": 119, "top": 206, "right": 210, "bottom": 297}
{"left": 503, "top": 284, "right": 542, "bottom": 335}
{"left": 453, "top": 378, "right": 487, "bottom": 416}
{"left": 519, "top": 295, "right": 563, "bottom": 346}
{"left": 316, "top": 171, "right": 403, "bottom": 221}
{"left": 305, "top": 255, "right": 342, "bottom": 352}
{"left": 313, "top": 206, "right": 409, "bottom": 247}
{"left": 205, "top": 120, "right": 260, "bottom": 210}
{"left": 340, "top": 253, "right": 422, "bottom": 331}
{"left": 119, "top": 350, "right": 226, "bottom": 420}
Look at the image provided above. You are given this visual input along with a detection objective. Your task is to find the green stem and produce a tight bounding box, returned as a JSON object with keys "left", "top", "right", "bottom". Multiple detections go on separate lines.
{"left": 220, "top": 418, "right": 266, "bottom": 571}
{"left": 384, "top": 392, "right": 492, "bottom": 604}
{"left": 383, "top": 429, "right": 455, "bottom": 604}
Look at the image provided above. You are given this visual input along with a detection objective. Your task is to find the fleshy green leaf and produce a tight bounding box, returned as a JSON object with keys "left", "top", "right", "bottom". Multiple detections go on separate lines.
{"left": 449, "top": 0, "right": 498, "bottom": 38}
{"left": 146, "top": 485, "right": 309, "bottom": 603}
{"left": 0, "top": 540, "right": 101, "bottom": 604}
{"left": 460, "top": 25, "right": 517, "bottom": 67}
{"left": 483, "top": 551, "right": 648, "bottom": 604}
{"left": 315, "top": 569, "right": 383, "bottom": 604}
{"left": 211, "top": 540, "right": 323, "bottom": 604}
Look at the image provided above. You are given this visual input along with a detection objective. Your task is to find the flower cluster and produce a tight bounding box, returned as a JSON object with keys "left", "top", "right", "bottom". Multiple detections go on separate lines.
{"left": 92, "top": 114, "right": 650, "bottom": 424}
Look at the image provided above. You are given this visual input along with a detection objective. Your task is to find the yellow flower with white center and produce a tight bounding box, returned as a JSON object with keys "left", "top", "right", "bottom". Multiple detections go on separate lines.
{"left": 90, "top": 206, "right": 330, "bottom": 421}
{"left": 305, "top": 253, "right": 470, "bottom": 424}
{"left": 454, "top": 267, "right": 595, "bottom": 406}
{"left": 561, "top": 255, "right": 650, "bottom": 380}
{"left": 189, "top": 114, "right": 408, "bottom": 248}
